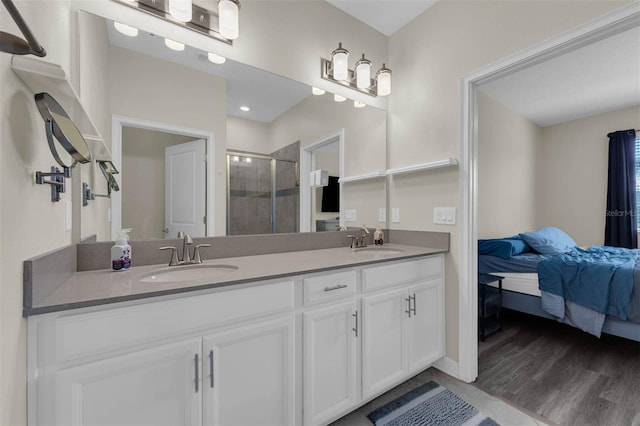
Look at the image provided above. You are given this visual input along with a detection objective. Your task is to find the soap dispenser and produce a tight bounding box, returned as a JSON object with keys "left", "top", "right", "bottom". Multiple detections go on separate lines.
{"left": 374, "top": 226, "right": 384, "bottom": 246}
{"left": 112, "top": 228, "right": 132, "bottom": 271}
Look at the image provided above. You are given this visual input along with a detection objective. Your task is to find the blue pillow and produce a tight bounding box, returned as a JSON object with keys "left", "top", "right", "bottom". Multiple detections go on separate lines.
{"left": 519, "top": 227, "right": 576, "bottom": 255}
{"left": 478, "top": 238, "right": 531, "bottom": 259}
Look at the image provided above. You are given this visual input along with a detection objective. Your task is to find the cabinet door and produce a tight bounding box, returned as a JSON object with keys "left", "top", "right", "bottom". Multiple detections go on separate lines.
{"left": 303, "top": 300, "right": 359, "bottom": 425}
{"left": 55, "top": 338, "right": 202, "bottom": 426}
{"left": 362, "top": 287, "right": 408, "bottom": 399}
{"left": 203, "top": 316, "right": 295, "bottom": 426}
{"left": 407, "top": 279, "right": 445, "bottom": 373}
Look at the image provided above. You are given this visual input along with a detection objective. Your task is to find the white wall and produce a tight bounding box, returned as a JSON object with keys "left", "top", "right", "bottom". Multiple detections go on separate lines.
{"left": 227, "top": 116, "right": 270, "bottom": 154}
{"left": 538, "top": 105, "right": 640, "bottom": 246}
{"left": 388, "top": 0, "right": 628, "bottom": 362}
{"left": 477, "top": 91, "right": 541, "bottom": 239}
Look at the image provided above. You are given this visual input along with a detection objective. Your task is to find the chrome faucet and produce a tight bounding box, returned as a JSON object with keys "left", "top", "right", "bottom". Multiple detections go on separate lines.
{"left": 347, "top": 225, "right": 370, "bottom": 249}
{"left": 160, "top": 233, "right": 210, "bottom": 266}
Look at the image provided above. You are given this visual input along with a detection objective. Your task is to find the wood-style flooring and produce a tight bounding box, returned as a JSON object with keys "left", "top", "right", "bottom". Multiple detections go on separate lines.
{"left": 475, "top": 310, "right": 640, "bottom": 426}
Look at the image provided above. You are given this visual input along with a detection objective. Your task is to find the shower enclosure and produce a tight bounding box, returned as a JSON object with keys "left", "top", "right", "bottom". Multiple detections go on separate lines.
{"left": 227, "top": 151, "right": 299, "bottom": 235}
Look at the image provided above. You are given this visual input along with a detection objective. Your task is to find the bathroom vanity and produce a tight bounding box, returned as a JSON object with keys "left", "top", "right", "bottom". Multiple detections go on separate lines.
{"left": 25, "top": 242, "right": 445, "bottom": 426}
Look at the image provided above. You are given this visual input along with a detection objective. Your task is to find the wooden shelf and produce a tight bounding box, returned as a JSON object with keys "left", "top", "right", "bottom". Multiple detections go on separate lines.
{"left": 338, "top": 171, "right": 386, "bottom": 184}
{"left": 386, "top": 158, "right": 458, "bottom": 176}
{"left": 11, "top": 56, "right": 111, "bottom": 161}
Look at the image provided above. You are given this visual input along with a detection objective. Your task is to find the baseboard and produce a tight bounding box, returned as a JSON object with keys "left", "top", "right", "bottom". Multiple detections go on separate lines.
{"left": 433, "top": 356, "right": 459, "bottom": 379}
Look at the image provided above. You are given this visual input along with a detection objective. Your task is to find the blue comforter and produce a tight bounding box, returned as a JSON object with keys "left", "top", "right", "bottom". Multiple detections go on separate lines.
{"left": 538, "top": 246, "right": 638, "bottom": 323}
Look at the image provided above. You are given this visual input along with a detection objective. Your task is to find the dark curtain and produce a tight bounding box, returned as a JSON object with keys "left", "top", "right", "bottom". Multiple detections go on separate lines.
{"left": 605, "top": 129, "right": 637, "bottom": 249}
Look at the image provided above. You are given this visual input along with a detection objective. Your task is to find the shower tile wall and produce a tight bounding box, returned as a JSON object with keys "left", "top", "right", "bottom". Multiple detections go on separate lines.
{"left": 229, "top": 157, "right": 272, "bottom": 235}
{"left": 273, "top": 141, "right": 300, "bottom": 234}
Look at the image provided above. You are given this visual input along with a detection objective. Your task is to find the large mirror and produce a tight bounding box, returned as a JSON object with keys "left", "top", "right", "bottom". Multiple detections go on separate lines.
{"left": 78, "top": 11, "right": 387, "bottom": 241}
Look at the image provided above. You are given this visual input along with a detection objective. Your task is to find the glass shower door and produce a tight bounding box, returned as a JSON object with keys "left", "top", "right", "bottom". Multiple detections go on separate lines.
{"left": 227, "top": 154, "right": 273, "bottom": 236}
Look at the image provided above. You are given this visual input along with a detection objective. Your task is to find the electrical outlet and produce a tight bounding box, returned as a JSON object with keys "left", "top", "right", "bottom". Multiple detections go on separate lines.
{"left": 392, "top": 208, "right": 400, "bottom": 223}
{"left": 379, "top": 208, "right": 386, "bottom": 222}
{"left": 345, "top": 209, "right": 357, "bottom": 222}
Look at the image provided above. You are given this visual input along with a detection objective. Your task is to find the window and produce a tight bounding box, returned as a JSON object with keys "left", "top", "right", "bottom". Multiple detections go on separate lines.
{"left": 636, "top": 137, "right": 640, "bottom": 228}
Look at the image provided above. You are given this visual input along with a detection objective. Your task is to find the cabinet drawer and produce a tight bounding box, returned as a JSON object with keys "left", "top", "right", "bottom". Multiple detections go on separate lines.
{"left": 303, "top": 270, "right": 357, "bottom": 306}
{"left": 52, "top": 280, "right": 294, "bottom": 362}
{"left": 362, "top": 256, "right": 442, "bottom": 292}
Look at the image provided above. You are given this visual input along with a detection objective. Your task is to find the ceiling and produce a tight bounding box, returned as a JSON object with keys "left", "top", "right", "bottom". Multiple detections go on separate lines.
{"left": 479, "top": 25, "right": 640, "bottom": 127}
{"left": 325, "top": 0, "right": 438, "bottom": 36}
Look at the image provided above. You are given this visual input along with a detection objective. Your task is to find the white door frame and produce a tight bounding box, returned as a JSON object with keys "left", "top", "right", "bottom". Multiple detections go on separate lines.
{"left": 299, "top": 130, "right": 345, "bottom": 233}
{"left": 458, "top": 3, "right": 640, "bottom": 383}
{"left": 111, "top": 115, "right": 216, "bottom": 240}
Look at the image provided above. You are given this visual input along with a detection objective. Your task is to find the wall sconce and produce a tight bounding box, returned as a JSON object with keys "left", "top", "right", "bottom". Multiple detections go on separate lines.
{"left": 321, "top": 42, "right": 392, "bottom": 97}
{"left": 113, "top": 0, "right": 241, "bottom": 44}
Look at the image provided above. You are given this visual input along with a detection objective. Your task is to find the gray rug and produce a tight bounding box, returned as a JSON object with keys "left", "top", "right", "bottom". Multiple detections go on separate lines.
{"left": 367, "top": 381, "right": 499, "bottom": 426}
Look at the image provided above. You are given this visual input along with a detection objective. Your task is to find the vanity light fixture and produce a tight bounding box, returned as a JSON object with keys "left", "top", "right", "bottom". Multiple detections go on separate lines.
{"left": 333, "top": 94, "right": 346, "bottom": 103}
{"left": 376, "top": 63, "right": 392, "bottom": 97}
{"left": 355, "top": 54, "right": 372, "bottom": 89}
{"left": 167, "top": 0, "right": 192, "bottom": 23}
{"left": 218, "top": 0, "right": 240, "bottom": 40}
{"left": 164, "top": 38, "right": 185, "bottom": 51}
{"left": 321, "top": 42, "right": 391, "bottom": 97}
{"left": 312, "top": 87, "right": 326, "bottom": 96}
{"left": 207, "top": 52, "right": 226, "bottom": 64}
{"left": 113, "top": 22, "right": 139, "bottom": 37}
{"left": 353, "top": 100, "right": 366, "bottom": 108}
{"left": 112, "top": 0, "right": 241, "bottom": 45}
{"left": 331, "top": 42, "right": 349, "bottom": 81}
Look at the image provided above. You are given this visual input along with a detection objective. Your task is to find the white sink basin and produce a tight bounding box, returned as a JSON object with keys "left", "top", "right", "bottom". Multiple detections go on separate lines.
{"left": 352, "top": 247, "right": 405, "bottom": 256}
{"left": 138, "top": 264, "right": 239, "bottom": 283}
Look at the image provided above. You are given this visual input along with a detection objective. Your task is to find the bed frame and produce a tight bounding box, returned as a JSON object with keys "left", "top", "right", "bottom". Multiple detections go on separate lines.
{"left": 488, "top": 273, "right": 640, "bottom": 342}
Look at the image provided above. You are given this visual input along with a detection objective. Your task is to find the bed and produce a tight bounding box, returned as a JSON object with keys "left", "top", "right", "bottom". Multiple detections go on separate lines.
{"left": 478, "top": 228, "right": 640, "bottom": 342}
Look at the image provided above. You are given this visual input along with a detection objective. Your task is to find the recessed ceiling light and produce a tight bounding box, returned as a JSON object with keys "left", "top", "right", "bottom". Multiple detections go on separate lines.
{"left": 208, "top": 52, "right": 226, "bottom": 64}
{"left": 114, "top": 22, "right": 138, "bottom": 37}
{"left": 312, "top": 87, "right": 326, "bottom": 96}
{"left": 354, "top": 100, "right": 366, "bottom": 108}
{"left": 240, "top": 106, "right": 250, "bottom": 112}
{"left": 333, "top": 94, "right": 346, "bottom": 102}
{"left": 164, "top": 38, "right": 185, "bottom": 51}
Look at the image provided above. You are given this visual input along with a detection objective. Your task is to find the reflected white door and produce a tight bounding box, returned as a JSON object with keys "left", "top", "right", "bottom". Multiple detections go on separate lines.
{"left": 165, "top": 139, "right": 206, "bottom": 238}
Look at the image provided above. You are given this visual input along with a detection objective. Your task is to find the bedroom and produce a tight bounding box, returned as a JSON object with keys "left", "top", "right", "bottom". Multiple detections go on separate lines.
{"left": 475, "top": 17, "right": 640, "bottom": 425}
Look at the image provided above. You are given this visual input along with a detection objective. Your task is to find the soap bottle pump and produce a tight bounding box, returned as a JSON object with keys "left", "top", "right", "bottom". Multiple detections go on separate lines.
{"left": 112, "top": 228, "right": 132, "bottom": 271}
{"left": 374, "top": 226, "right": 384, "bottom": 246}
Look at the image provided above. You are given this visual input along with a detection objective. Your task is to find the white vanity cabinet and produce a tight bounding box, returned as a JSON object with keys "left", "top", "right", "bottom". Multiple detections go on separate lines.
{"left": 28, "top": 254, "right": 444, "bottom": 426}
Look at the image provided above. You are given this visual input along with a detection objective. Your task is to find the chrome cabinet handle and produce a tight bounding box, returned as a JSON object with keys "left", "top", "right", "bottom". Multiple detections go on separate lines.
{"left": 324, "top": 284, "right": 348, "bottom": 292}
{"left": 194, "top": 353, "right": 199, "bottom": 393}
{"left": 411, "top": 294, "right": 417, "bottom": 316}
{"left": 405, "top": 297, "right": 412, "bottom": 318}
{"left": 352, "top": 310, "right": 359, "bottom": 337}
{"left": 209, "top": 350, "right": 214, "bottom": 388}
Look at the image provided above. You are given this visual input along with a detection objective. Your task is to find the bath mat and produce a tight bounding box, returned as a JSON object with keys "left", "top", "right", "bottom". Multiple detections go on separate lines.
{"left": 367, "top": 381, "right": 499, "bottom": 426}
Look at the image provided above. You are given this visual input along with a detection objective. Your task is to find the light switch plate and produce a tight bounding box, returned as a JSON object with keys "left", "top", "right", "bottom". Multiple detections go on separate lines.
{"left": 379, "top": 208, "right": 386, "bottom": 223}
{"left": 434, "top": 207, "right": 456, "bottom": 225}
{"left": 392, "top": 208, "right": 400, "bottom": 223}
{"left": 345, "top": 209, "right": 357, "bottom": 222}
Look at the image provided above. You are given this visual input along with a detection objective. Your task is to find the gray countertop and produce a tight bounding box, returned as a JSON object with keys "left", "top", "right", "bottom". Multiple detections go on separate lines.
{"left": 24, "top": 244, "right": 445, "bottom": 316}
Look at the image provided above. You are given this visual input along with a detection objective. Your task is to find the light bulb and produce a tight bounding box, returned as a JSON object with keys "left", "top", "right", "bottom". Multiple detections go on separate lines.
{"left": 312, "top": 87, "right": 326, "bottom": 96}
{"left": 113, "top": 22, "right": 138, "bottom": 37}
{"left": 240, "top": 105, "right": 250, "bottom": 112}
{"left": 355, "top": 54, "right": 372, "bottom": 89}
{"left": 168, "top": 0, "right": 192, "bottom": 23}
{"left": 376, "top": 64, "right": 392, "bottom": 96}
{"left": 219, "top": 0, "right": 240, "bottom": 40}
{"left": 334, "top": 94, "right": 346, "bottom": 102}
{"left": 164, "top": 38, "right": 185, "bottom": 51}
{"left": 354, "top": 100, "right": 366, "bottom": 108}
{"left": 208, "top": 52, "right": 226, "bottom": 64}
{"left": 331, "top": 43, "right": 349, "bottom": 81}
